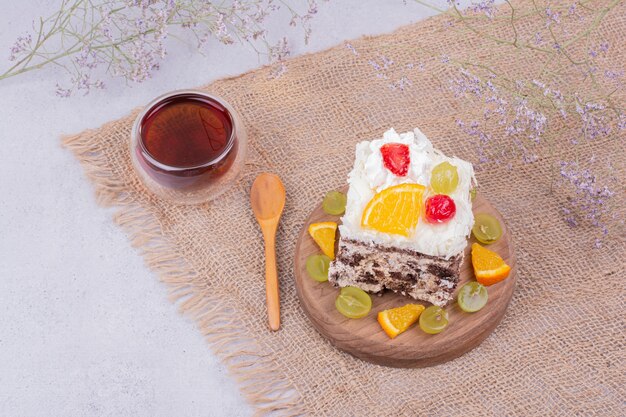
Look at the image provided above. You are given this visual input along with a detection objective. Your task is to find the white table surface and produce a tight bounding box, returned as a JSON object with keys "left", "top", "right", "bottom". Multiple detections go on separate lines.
{"left": 0, "top": 1, "right": 467, "bottom": 415}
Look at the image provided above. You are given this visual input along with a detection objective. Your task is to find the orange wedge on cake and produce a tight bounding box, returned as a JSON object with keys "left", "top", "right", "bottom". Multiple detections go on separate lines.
{"left": 471, "top": 243, "right": 511, "bottom": 286}
{"left": 361, "top": 183, "right": 426, "bottom": 237}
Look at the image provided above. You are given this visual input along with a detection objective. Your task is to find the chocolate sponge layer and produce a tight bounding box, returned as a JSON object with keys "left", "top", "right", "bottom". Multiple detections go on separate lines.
{"left": 328, "top": 238, "right": 463, "bottom": 307}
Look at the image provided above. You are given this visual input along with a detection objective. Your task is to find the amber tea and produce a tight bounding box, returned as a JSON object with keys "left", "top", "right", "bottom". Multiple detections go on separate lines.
{"left": 135, "top": 92, "right": 238, "bottom": 190}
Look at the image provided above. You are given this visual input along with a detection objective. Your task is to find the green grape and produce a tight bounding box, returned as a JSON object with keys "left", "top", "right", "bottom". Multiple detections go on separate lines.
{"left": 322, "top": 191, "right": 347, "bottom": 215}
{"left": 472, "top": 213, "right": 502, "bottom": 244}
{"left": 335, "top": 286, "right": 372, "bottom": 319}
{"left": 305, "top": 254, "right": 331, "bottom": 282}
{"left": 430, "top": 162, "right": 459, "bottom": 195}
{"left": 419, "top": 305, "right": 449, "bottom": 334}
{"left": 457, "top": 282, "right": 488, "bottom": 312}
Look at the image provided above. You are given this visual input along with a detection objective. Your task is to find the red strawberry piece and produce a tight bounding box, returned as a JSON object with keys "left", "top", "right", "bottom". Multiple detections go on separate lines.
{"left": 424, "top": 194, "right": 456, "bottom": 223}
{"left": 380, "top": 143, "right": 410, "bottom": 177}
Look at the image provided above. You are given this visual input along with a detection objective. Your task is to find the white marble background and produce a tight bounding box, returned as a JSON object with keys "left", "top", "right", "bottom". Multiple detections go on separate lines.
{"left": 0, "top": 1, "right": 470, "bottom": 415}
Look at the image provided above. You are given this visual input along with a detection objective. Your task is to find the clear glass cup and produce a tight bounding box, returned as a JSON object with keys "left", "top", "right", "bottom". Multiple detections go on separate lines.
{"left": 130, "top": 90, "right": 247, "bottom": 204}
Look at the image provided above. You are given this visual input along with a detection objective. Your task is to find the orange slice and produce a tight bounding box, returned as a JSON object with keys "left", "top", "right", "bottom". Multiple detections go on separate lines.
{"left": 377, "top": 304, "right": 425, "bottom": 339}
{"left": 361, "top": 184, "right": 426, "bottom": 236}
{"left": 471, "top": 243, "right": 511, "bottom": 286}
{"left": 308, "top": 222, "right": 338, "bottom": 259}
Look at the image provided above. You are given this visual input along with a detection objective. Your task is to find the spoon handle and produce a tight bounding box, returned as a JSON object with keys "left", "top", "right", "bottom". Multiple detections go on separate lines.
{"left": 263, "top": 231, "right": 281, "bottom": 331}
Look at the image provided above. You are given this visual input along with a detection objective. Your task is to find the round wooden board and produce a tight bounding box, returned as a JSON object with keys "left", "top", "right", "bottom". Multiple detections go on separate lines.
{"left": 294, "top": 190, "right": 516, "bottom": 368}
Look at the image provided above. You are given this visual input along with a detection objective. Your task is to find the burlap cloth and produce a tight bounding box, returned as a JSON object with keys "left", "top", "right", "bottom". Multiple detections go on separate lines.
{"left": 63, "top": 1, "right": 624, "bottom": 415}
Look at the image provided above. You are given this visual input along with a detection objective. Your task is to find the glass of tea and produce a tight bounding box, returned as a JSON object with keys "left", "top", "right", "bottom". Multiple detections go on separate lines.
{"left": 130, "top": 90, "right": 247, "bottom": 204}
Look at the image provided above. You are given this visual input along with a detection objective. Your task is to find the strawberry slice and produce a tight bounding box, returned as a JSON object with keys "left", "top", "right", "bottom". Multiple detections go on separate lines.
{"left": 380, "top": 143, "right": 410, "bottom": 176}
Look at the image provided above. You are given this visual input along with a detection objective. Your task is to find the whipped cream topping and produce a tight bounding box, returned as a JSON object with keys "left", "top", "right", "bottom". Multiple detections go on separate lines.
{"left": 339, "top": 128, "right": 476, "bottom": 259}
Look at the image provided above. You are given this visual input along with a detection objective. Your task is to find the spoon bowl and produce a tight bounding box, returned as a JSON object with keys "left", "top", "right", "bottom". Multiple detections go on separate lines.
{"left": 251, "top": 174, "right": 286, "bottom": 221}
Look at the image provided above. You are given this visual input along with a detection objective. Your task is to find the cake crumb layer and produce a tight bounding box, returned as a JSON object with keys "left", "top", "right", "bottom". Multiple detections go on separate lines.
{"left": 328, "top": 238, "right": 463, "bottom": 307}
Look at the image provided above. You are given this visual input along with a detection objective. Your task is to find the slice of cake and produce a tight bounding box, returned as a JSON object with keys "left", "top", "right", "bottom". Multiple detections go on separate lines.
{"left": 328, "top": 128, "right": 476, "bottom": 307}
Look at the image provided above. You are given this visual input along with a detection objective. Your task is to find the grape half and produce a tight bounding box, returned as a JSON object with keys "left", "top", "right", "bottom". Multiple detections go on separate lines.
{"left": 472, "top": 213, "right": 503, "bottom": 244}
{"left": 305, "top": 254, "right": 331, "bottom": 282}
{"left": 457, "top": 282, "right": 488, "bottom": 312}
{"left": 335, "top": 286, "right": 372, "bottom": 319}
{"left": 419, "top": 305, "right": 449, "bottom": 334}
{"left": 430, "top": 162, "right": 459, "bottom": 195}
{"left": 322, "top": 191, "right": 347, "bottom": 215}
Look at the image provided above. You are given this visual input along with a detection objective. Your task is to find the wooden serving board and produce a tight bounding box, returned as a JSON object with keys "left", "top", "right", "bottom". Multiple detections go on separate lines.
{"left": 293, "top": 191, "right": 516, "bottom": 368}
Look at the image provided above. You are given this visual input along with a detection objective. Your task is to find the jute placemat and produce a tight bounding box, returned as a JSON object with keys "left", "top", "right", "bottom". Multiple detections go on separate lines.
{"left": 64, "top": 1, "right": 625, "bottom": 415}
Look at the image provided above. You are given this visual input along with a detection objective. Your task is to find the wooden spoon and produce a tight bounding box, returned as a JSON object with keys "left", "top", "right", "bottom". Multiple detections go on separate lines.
{"left": 250, "top": 173, "right": 286, "bottom": 331}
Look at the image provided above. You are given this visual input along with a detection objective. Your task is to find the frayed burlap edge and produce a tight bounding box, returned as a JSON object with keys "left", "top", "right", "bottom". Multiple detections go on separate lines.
{"left": 62, "top": 127, "right": 306, "bottom": 417}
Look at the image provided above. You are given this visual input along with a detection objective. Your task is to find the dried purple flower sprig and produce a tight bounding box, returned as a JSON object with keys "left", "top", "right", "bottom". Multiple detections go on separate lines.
{"left": 2, "top": 0, "right": 324, "bottom": 95}
{"left": 559, "top": 160, "right": 620, "bottom": 248}
{"left": 448, "top": 62, "right": 623, "bottom": 244}
{"left": 405, "top": 0, "right": 624, "bottom": 246}
{"left": 367, "top": 55, "right": 415, "bottom": 91}
{"left": 450, "top": 68, "right": 553, "bottom": 166}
